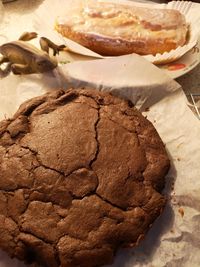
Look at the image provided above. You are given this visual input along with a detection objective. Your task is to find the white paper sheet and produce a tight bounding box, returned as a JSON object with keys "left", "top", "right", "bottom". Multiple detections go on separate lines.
{"left": 0, "top": 53, "right": 200, "bottom": 267}
{"left": 59, "top": 54, "right": 179, "bottom": 110}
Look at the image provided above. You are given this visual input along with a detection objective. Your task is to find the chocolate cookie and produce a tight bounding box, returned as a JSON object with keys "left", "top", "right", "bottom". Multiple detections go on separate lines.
{"left": 0, "top": 89, "right": 170, "bottom": 267}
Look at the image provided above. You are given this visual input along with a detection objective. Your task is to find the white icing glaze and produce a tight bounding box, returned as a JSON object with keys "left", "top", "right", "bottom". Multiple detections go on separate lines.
{"left": 57, "top": 2, "right": 188, "bottom": 45}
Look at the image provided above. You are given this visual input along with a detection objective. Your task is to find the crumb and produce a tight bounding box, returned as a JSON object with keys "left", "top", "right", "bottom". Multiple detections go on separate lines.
{"left": 170, "top": 229, "right": 174, "bottom": 233}
{"left": 178, "top": 207, "right": 184, "bottom": 217}
{"left": 177, "top": 158, "right": 181, "bottom": 161}
{"left": 145, "top": 107, "right": 150, "bottom": 112}
{"left": 154, "top": 120, "right": 156, "bottom": 123}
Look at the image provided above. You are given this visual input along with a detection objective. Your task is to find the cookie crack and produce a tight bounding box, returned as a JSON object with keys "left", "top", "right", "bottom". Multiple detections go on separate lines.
{"left": 18, "top": 231, "right": 60, "bottom": 267}
{"left": 68, "top": 190, "right": 95, "bottom": 201}
{"left": 95, "top": 193, "right": 126, "bottom": 212}
{"left": 54, "top": 248, "right": 61, "bottom": 267}
{"left": 20, "top": 144, "right": 61, "bottom": 176}
{"left": 73, "top": 99, "right": 98, "bottom": 110}
{"left": 0, "top": 187, "right": 31, "bottom": 193}
{"left": 79, "top": 91, "right": 122, "bottom": 108}
{"left": 90, "top": 108, "right": 100, "bottom": 168}
{"left": 19, "top": 145, "right": 66, "bottom": 177}
{"left": 102, "top": 109, "right": 136, "bottom": 134}
{"left": 19, "top": 226, "right": 56, "bottom": 245}
{"left": 19, "top": 144, "right": 91, "bottom": 179}
{"left": 78, "top": 92, "right": 100, "bottom": 104}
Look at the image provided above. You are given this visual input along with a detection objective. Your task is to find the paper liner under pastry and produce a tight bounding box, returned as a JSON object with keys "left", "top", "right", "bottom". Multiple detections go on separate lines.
{"left": 34, "top": 0, "right": 200, "bottom": 65}
{"left": 144, "top": 1, "right": 200, "bottom": 64}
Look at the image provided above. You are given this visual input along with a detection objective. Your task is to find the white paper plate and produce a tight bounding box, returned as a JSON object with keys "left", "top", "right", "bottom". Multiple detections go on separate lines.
{"left": 55, "top": 37, "right": 200, "bottom": 80}
{"left": 159, "top": 37, "right": 200, "bottom": 79}
{"left": 53, "top": 38, "right": 200, "bottom": 80}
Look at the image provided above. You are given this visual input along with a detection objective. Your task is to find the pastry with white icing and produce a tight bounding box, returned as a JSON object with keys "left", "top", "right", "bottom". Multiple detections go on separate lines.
{"left": 55, "top": 1, "right": 188, "bottom": 56}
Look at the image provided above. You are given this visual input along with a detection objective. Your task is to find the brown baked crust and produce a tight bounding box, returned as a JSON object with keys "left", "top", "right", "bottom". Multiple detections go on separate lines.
{"left": 55, "top": 23, "right": 177, "bottom": 56}
{"left": 0, "top": 89, "right": 170, "bottom": 267}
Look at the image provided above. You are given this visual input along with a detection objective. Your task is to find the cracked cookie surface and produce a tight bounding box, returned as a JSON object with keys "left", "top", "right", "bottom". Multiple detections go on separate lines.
{"left": 0, "top": 89, "right": 170, "bottom": 267}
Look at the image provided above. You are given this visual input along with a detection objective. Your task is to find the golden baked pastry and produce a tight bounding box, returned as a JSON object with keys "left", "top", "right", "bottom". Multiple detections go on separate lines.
{"left": 55, "top": 1, "right": 188, "bottom": 56}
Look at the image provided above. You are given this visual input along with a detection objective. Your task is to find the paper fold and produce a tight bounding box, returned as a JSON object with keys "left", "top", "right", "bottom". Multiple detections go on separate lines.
{"left": 60, "top": 54, "right": 180, "bottom": 110}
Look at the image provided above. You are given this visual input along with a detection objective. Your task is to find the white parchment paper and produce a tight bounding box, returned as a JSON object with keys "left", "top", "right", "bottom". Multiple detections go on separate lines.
{"left": 0, "top": 52, "right": 200, "bottom": 267}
